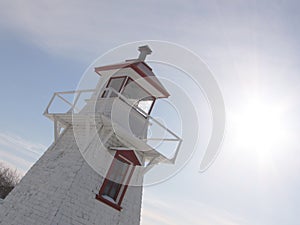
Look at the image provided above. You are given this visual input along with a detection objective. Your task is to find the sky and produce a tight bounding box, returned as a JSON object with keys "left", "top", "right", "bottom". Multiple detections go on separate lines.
{"left": 1, "top": 0, "right": 300, "bottom": 224}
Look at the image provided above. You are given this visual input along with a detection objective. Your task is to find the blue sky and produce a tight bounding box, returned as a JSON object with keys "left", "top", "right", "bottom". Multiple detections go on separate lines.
{"left": 1, "top": 0, "right": 300, "bottom": 224}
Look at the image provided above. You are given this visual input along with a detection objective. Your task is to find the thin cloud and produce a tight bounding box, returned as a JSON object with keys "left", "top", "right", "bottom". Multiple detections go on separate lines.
{"left": 0, "top": 132, "right": 46, "bottom": 156}
{"left": 0, "top": 150, "right": 33, "bottom": 175}
{"left": 0, "top": 132, "right": 46, "bottom": 173}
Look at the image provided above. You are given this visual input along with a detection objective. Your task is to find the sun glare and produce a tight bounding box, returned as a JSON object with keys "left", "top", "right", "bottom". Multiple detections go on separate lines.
{"left": 232, "top": 98, "right": 284, "bottom": 153}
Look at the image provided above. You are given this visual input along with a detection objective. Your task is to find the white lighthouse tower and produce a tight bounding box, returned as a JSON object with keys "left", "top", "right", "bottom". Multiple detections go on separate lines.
{"left": 0, "top": 46, "right": 182, "bottom": 225}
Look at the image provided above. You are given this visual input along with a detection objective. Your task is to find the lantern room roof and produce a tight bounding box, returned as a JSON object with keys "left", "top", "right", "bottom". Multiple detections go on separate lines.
{"left": 94, "top": 60, "right": 170, "bottom": 98}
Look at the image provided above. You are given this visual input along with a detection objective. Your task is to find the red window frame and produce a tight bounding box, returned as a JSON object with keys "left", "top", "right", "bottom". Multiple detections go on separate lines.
{"left": 95, "top": 150, "right": 141, "bottom": 211}
{"left": 101, "top": 76, "right": 127, "bottom": 98}
{"left": 123, "top": 77, "right": 156, "bottom": 115}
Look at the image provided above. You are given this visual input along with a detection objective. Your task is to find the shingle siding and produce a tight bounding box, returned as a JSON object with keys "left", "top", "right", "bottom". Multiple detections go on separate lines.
{"left": 0, "top": 126, "right": 143, "bottom": 225}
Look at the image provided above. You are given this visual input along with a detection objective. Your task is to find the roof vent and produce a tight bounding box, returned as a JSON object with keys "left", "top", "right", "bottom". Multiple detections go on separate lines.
{"left": 138, "top": 45, "right": 152, "bottom": 61}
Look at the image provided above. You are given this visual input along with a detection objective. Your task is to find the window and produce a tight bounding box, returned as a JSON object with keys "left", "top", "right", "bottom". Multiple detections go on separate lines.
{"left": 122, "top": 78, "right": 155, "bottom": 114}
{"left": 96, "top": 151, "right": 141, "bottom": 210}
{"left": 136, "top": 97, "right": 155, "bottom": 114}
{"left": 102, "top": 76, "right": 156, "bottom": 115}
{"left": 102, "top": 76, "right": 127, "bottom": 97}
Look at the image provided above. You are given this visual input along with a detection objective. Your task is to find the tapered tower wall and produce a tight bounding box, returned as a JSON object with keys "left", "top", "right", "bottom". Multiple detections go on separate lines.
{"left": 0, "top": 126, "right": 143, "bottom": 225}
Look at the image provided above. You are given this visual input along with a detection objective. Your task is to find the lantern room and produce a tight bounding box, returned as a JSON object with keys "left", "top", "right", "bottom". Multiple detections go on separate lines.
{"left": 94, "top": 46, "right": 170, "bottom": 114}
{"left": 44, "top": 45, "right": 182, "bottom": 167}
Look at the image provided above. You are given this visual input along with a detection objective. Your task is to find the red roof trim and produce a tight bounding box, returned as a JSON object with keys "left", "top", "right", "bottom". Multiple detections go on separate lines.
{"left": 94, "top": 61, "right": 170, "bottom": 98}
{"left": 130, "top": 64, "right": 170, "bottom": 98}
{"left": 94, "top": 62, "right": 132, "bottom": 72}
{"left": 138, "top": 61, "right": 153, "bottom": 71}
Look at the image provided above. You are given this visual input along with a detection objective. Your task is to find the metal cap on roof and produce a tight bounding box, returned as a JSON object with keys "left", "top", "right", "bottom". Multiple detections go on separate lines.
{"left": 138, "top": 45, "right": 152, "bottom": 61}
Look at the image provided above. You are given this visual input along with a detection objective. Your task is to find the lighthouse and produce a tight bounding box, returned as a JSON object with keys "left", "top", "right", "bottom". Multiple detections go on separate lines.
{"left": 0, "top": 46, "right": 182, "bottom": 225}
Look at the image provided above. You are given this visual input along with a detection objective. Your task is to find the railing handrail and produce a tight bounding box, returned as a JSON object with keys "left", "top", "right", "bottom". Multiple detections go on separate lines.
{"left": 44, "top": 87, "right": 182, "bottom": 163}
{"left": 45, "top": 87, "right": 182, "bottom": 141}
{"left": 44, "top": 89, "right": 96, "bottom": 115}
{"left": 103, "top": 87, "right": 182, "bottom": 142}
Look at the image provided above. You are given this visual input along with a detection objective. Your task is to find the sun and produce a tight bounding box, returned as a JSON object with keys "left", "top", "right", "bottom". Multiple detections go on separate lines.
{"left": 231, "top": 97, "right": 285, "bottom": 154}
